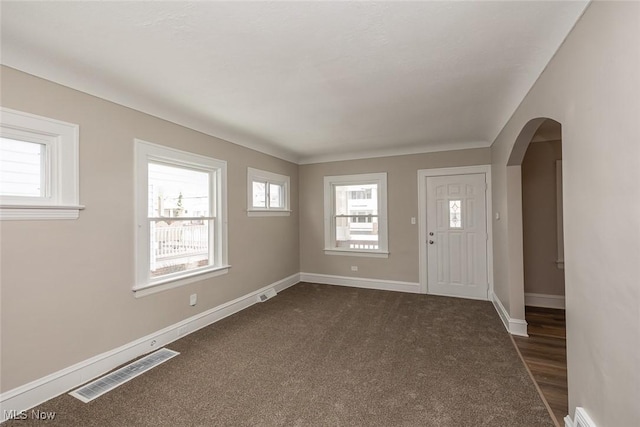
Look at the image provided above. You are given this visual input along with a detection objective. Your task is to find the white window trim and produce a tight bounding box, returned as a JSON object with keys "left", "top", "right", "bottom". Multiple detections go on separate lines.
{"left": 0, "top": 108, "right": 83, "bottom": 220}
{"left": 323, "top": 172, "right": 389, "bottom": 258}
{"left": 247, "top": 167, "right": 291, "bottom": 216}
{"left": 134, "top": 139, "right": 229, "bottom": 296}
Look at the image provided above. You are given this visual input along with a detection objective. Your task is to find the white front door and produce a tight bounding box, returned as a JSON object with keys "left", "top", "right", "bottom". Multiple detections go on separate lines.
{"left": 426, "top": 173, "right": 488, "bottom": 299}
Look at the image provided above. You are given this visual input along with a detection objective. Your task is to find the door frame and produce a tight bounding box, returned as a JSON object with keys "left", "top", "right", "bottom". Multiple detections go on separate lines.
{"left": 417, "top": 165, "right": 494, "bottom": 299}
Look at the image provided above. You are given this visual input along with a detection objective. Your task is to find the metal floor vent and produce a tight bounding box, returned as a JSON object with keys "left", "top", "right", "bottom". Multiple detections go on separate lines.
{"left": 69, "top": 348, "right": 179, "bottom": 403}
{"left": 257, "top": 288, "right": 277, "bottom": 303}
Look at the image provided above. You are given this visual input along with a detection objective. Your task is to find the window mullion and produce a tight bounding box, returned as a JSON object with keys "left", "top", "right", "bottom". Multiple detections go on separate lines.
{"left": 265, "top": 180, "right": 271, "bottom": 209}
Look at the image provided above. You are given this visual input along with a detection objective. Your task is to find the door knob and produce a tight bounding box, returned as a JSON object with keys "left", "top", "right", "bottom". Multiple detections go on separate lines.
{"left": 429, "top": 240, "right": 435, "bottom": 244}
{"left": 429, "top": 232, "right": 434, "bottom": 236}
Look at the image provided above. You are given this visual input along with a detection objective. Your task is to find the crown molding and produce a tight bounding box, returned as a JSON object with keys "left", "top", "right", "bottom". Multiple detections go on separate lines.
{"left": 298, "top": 140, "right": 491, "bottom": 165}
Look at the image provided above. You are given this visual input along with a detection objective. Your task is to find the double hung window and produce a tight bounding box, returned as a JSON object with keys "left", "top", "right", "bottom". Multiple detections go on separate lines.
{"left": 324, "top": 173, "right": 388, "bottom": 257}
{"left": 134, "top": 140, "right": 228, "bottom": 295}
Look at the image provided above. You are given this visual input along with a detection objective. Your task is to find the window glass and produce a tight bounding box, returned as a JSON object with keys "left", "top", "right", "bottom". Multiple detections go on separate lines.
{"left": 148, "top": 163, "right": 210, "bottom": 217}
{"left": 449, "top": 200, "right": 462, "bottom": 228}
{"left": 333, "top": 184, "right": 379, "bottom": 250}
{"left": 252, "top": 181, "right": 266, "bottom": 208}
{"left": 269, "top": 182, "right": 284, "bottom": 208}
{"left": 0, "top": 137, "right": 44, "bottom": 197}
{"left": 147, "top": 163, "right": 212, "bottom": 279}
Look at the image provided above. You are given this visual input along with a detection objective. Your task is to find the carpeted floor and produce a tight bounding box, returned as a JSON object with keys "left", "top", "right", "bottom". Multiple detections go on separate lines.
{"left": 3, "top": 283, "right": 552, "bottom": 426}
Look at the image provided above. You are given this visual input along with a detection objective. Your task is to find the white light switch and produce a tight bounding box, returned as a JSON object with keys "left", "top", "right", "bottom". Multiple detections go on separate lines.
{"left": 411, "top": 217, "right": 416, "bottom": 225}
{"left": 190, "top": 294, "right": 197, "bottom": 306}
{"left": 495, "top": 212, "right": 500, "bottom": 220}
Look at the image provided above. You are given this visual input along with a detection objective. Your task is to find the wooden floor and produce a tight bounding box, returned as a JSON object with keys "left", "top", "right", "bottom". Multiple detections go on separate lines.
{"left": 513, "top": 306, "right": 568, "bottom": 426}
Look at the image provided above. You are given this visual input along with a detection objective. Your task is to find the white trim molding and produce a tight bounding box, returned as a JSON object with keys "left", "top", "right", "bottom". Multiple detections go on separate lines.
{"left": 300, "top": 272, "right": 420, "bottom": 294}
{"left": 565, "top": 407, "right": 598, "bottom": 427}
{"left": 524, "top": 292, "right": 565, "bottom": 309}
{"left": 490, "top": 291, "right": 528, "bottom": 337}
{"left": 417, "top": 165, "right": 494, "bottom": 298}
{"left": 0, "top": 273, "right": 300, "bottom": 422}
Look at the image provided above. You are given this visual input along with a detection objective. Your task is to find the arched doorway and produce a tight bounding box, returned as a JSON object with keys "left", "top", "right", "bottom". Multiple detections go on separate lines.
{"left": 508, "top": 117, "right": 567, "bottom": 425}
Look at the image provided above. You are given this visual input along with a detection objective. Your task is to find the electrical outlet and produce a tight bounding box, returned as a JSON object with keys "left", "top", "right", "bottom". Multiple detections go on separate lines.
{"left": 411, "top": 217, "right": 416, "bottom": 225}
{"left": 190, "top": 294, "right": 197, "bottom": 306}
{"left": 351, "top": 266, "right": 358, "bottom": 271}
{"left": 178, "top": 326, "right": 188, "bottom": 337}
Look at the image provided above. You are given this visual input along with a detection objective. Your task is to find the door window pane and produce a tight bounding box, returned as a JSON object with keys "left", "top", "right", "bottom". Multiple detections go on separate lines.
{"left": 449, "top": 200, "right": 462, "bottom": 228}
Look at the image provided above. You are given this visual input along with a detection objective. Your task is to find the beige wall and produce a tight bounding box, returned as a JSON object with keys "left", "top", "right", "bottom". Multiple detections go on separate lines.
{"left": 299, "top": 149, "right": 491, "bottom": 282}
{"left": 491, "top": 2, "right": 639, "bottom": 425}
{"left": 522, "top": 140, "right": 565, "bottom": 296}
{"left": 0, "top": 66, "right": 299, "bottom": 392}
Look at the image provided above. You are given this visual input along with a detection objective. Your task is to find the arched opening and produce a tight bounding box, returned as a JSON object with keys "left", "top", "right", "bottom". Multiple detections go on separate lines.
{"left": 508, "top": 117, "right": 567, "bottom": 425}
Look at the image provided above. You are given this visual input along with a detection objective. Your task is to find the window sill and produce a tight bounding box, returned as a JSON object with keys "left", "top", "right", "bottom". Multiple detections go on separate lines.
{"left": 0, "top": 204, "right": 85, "bottom": 220}
{"left": 133, "top": 265, "right": 231, "bottom": 298}
{"left": 324, "top": 249, "right": 389, "bottom": 258}
{"left": 247, "top": 209, "right": 291, "bottom": 217}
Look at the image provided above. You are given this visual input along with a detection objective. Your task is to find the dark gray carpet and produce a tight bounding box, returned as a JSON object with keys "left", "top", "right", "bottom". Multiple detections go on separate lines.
{"left": 3, "top": 283, "right": 552, "bottom": 426}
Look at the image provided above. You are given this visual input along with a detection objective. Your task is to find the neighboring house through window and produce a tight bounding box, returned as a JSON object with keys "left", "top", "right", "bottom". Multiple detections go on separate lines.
{"left": 0, "top": 108, "right": 82, "bottom": 220}
{"left": 134, "top": 139, "right": 229, "bottom": 296}
{"left": 247, "top": 167, "right": 290, "bottom": 216}
{"left": 324, "top": 172, "right": 388, "bottom": 257}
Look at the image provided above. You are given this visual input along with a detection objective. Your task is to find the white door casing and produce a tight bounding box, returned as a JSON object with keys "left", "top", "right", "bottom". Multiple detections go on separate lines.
{"left": 418, "top": 166, "right": 493, "bottom": 300}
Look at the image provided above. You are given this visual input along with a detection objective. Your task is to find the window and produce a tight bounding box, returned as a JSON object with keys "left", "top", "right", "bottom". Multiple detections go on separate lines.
{"left": 134, "top": 140, "right": 228, "bottom": 296}
{"left": 324, "top": 173, "right": 388, "bottom": 257}
{"left": 247, "top": 167, "right": 290, "bottom": 216}
{"left": 449, "top": 200, "right": 462, "bottom": 228}
{"left": 0, "top": 108, "right": 82, "bottom": 220}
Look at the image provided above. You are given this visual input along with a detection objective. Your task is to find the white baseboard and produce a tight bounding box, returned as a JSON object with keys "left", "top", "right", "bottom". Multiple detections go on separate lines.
{"left": 0, "top": 273, "right": 300, "bottom": 422}
{"left": 300, "top": 272, "right": 421, "bottom": 294}
{"left": 525, "top": 292, "right": 565, "bottom": 309}
{"left": 490, "top": 291, "right": 528, "bottom": 337}
{"left": 565, "top": 407, "right": 597, "bottom": 427}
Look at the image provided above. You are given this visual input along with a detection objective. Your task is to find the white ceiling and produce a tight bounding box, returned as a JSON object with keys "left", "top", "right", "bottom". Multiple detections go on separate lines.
{"left": 1, "top": 1, "right": 588, "bottom": 164}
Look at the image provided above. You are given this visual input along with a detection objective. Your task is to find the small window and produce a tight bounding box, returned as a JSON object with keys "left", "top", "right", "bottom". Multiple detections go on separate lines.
{"left": 449, "top": 200, "right": 462, "bottom": 228}
{"left": 0, "top": 108, "right": 82, "bottom": 220}
{"left": 247, "top": 167, "right": 290, "bottom": 216}
{"left": 134, "top": 139, "right": 229, "bottom": 296}
{"left": 324, "top": 173, "right": 388, "bottom": 257}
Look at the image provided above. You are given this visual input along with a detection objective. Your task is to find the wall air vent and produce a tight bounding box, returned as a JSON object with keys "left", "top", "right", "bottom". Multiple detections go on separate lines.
{"left": 69, "top": 348, "right": 179, "bottom": 403}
